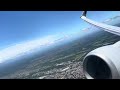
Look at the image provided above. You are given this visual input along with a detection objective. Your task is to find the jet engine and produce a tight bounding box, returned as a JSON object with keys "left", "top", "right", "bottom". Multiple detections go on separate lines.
{"left": 83, "top": 41, "right": 120, "bottom": 79}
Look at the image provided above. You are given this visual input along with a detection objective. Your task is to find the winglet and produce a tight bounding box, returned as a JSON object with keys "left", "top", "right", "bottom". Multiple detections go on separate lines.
{"left": 80, "top": 11, "right": 87, "bottom": 18}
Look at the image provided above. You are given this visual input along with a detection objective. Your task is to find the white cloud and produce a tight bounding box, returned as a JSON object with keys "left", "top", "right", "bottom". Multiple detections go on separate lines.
{"left": 0, "top": 34, "right": 65, "bottom": 63}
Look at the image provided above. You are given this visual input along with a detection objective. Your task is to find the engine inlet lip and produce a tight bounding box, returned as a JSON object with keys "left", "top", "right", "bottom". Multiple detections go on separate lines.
{"left": 83, "top": 52, "right": 119, "bottom": 79}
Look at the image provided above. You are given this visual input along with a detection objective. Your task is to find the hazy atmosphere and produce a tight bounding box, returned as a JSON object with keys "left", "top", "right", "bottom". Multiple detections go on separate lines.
{"left": 0, "top": 11, "right": 120, "bottom": 79}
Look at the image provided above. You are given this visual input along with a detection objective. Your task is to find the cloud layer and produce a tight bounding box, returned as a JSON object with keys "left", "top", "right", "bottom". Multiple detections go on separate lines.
{"left": 0, "top": 34, "right": 65, "bottom": 63}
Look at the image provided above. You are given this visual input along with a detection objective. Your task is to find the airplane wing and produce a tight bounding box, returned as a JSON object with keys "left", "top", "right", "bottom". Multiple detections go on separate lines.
{"left": 80, "top": 11, "right": 120, "bottom": 36}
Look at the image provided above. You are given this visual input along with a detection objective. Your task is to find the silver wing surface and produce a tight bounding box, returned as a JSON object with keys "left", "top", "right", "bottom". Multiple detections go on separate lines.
{"left": 80, "top": 11, "right": 120, "bottom": 36}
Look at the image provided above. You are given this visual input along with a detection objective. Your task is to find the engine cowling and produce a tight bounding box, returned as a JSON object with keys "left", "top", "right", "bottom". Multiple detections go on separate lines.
{"left": 83, "top": 41, "right": 120, "bottom": 79}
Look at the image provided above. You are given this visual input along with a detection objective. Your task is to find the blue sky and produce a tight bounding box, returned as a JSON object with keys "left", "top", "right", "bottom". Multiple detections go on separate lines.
{"left": 0, "top": 11, "right": 120, "bottom": 50}
{"left": 0, "top": 11, "right": 120, "bottom": 63}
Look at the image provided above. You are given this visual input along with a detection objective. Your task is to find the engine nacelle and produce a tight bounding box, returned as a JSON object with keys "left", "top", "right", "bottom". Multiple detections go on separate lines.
{"left": 83, "top": 41, "right": 120, "bottom": 79}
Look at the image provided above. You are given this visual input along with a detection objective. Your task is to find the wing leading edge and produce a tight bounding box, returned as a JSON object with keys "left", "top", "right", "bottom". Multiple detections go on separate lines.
{"left": 80, "top": 11, "right": 120, "bottom": 36}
